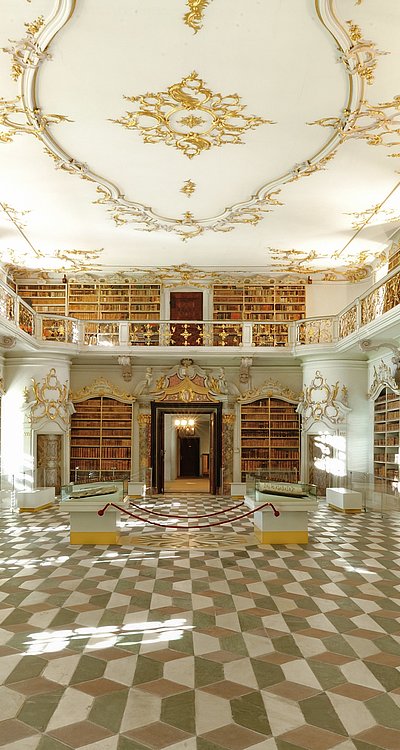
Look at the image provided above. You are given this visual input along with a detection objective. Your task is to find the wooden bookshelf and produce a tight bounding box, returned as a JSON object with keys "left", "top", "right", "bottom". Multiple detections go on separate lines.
{"left": 129, "top": 284, "right": 161, "bottom": 321}
{"left": 17, "top": 283, "right": 67, "bottom": 315}
{"left": 213, "top": 283, "right": 306, "bottom": 345}
{"left": 70, "top": 396, "right": 132, "bottom": 480}
{"left": 212, "top": 285, "right": 244, "bottom": 321}
{"left": 373, "top": 388, "right": 400, "bottom": 494}
{"left": 241, "top": 397, "right": 300, "bottom": 480}
{"left": 99, "top": 285, "right": 130, "bottom": 320}
{"left": 68, "top": 283, "right": 99, "bottom": 320}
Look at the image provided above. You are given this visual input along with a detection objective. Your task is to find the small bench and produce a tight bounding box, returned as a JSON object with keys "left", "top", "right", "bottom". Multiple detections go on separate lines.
{"left": 326, "top": 487, "right": 362, "bottom": 513}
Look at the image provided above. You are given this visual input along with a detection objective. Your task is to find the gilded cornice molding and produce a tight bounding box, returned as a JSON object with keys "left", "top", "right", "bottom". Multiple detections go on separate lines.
{"left": 0, "top": 0, "right": 366, "bottom": 239}
{"left": 368, "top": 360, "right": 399, "bottom": 399}
{"left": 71, "top": 377, "right": 135, "bottom": 403}
{"left": 151, "top": 359, "right": 229, "bottom": 403}
{"left": 239, "top": 379, "right": 301, "bottom": 404}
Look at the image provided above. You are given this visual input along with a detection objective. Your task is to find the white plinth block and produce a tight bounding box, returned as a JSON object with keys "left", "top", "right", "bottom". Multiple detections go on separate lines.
{"left": 326, "top": 487, "right": 362, "bottom": 513}
{"left": 230, "top": 483, "right": 246, "bottom": 498}
{"left": 128, "top": 482, "right": 146, "bottom": 498}
{"left": 17, "top": 487, "right": 55, "bottom": 512}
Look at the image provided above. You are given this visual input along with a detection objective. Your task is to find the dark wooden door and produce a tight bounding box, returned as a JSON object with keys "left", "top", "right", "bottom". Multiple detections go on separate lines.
{"left": 170, "top": 292, "right": 203, "bottom": 346}
{"left": 179, "top": 437, "right": 200, "bottom": 477}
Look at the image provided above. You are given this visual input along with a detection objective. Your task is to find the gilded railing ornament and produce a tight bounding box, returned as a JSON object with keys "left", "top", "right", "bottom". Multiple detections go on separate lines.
{"left": 183, "top": 1, "right": 211, "bottom": 33}
{"left": 112, "top": 71, "right": 272, "bottom": 159}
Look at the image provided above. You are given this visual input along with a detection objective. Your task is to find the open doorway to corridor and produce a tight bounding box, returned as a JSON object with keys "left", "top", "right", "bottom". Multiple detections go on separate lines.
{"left": 151, "top": 402, "right": 222, "bottom": 494}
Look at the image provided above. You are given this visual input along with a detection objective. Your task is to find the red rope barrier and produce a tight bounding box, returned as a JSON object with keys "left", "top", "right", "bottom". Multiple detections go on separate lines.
{"left": 98, "top": 500, "right": 280, "bottom": 530}
{"left": 128, "top": 499, "right": 245, "bottom": 519}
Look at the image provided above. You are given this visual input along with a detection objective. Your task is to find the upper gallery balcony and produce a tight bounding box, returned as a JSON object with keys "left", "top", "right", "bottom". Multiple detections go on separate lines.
{"left": 0, "top": 267, "right": 398, "bottom": 353}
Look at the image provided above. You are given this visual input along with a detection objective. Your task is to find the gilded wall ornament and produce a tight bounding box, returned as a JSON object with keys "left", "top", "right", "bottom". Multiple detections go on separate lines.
{"left": 30, "top": 368, "right": 71, "bottom": 426}
{"left": 346, "top": 203, "right": 400, "bottom": 230}
{"left": 367, "top": 360, "right": 399, "bottom": 399}
{"left": 2, "top": 15, "right": 51, "bottom": 80}
{"left": 181, "top": 180, "right": 196, "bottom": 197}
{"left": 268, "top": 247, "right": 377, "bottom": 280}
{"left": 183, "top": 1, "right": 211, "bottom": 33}
{"left": 239, "top": 379, "right": 301, "bottom": 404}
{"left": 1, "top": 247, "right": 103, "bottom": 274}
{"left": 71, "top": 378, "right": 135, "bottom": 403}
{"left": 299, "top": 371, "right": 350, "bottom": 428}
{"left": 112, "top": 71, "right": 272, "bottom": 159}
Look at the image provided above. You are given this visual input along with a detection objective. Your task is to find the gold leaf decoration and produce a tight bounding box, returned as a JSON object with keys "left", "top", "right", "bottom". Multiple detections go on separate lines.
{"left": 112, "top": 71, "right": 273, "bottom": 159}
{"left": 183, "top": 0, "right": 211, "bottom": 33}
{"left": 0, "top": 97, "right": 70, "bottom": 144}
{"left": 2, "top": 16, "right": 51, "bottom": 81}
{"left": 181, "top": 180, "right": 196, "bottom": 197}
{"left": 309, "top": 96, "right": 400, "bottom": 155}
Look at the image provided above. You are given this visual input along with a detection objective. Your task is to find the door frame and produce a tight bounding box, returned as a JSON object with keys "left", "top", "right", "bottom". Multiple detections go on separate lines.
{"left": 151, "top": 401, "right": 222, "bottom": 494}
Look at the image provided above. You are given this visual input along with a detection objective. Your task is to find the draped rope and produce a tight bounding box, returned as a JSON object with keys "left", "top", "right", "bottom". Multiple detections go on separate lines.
{"left": 97, "top": 500, "right": 280, "bottom": 530}
{"left": 128, "top": 499, "right": 245, "bottom": 519}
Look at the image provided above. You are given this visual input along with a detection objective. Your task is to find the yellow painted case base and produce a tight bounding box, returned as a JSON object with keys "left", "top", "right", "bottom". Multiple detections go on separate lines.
{"left": 70, "top": 531, "right": 120, "bottom": 545}
{"left": 255, "top": 528, "right": 308, "bottom": 544}
{"left": 328, "top": 504, "right": 362, "bottom": 514}
{"left": 19, "top": 503, "right": 53, "bottom": 513}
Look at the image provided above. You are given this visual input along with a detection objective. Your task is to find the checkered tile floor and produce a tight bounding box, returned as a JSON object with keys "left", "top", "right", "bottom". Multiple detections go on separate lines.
{"left": 0, "top": 494, "right": 400, "bottom": 749}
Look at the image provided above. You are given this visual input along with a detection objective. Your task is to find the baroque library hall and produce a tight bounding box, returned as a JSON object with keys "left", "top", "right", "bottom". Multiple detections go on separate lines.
{"left": 0, "top": 2, "right": 400, "bottom": 749}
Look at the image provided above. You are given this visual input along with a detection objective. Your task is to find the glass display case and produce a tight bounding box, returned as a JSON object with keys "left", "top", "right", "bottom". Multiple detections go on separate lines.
{"left": 246, "top": 469, "right": 317, "bottom": 505}
{"left": 60, "top": 480, "right": 125, "bottom": 504}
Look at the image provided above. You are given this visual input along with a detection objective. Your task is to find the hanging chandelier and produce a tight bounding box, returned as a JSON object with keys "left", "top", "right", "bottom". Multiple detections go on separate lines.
{"left": 174, "top": 417, "right": 196, "bottom": 435}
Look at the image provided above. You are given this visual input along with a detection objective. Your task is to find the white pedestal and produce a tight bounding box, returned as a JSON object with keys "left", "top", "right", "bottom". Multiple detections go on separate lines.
{"left": 251, "top": 490, "right": 318, "bottom": 544}
{"left": 128, "top": 481, "right": 146, "bottom": 498}
{"left": 64, "top": 496, "right": 130, "bottom": 544}
{"left": 230, "top": 482, "right": 246, "bottom": 498}
{"left": 326, "top": 487, "right": 362, "bottom": 513}
{"left": 17, "top": 487, "right": 55, "bottom": 512}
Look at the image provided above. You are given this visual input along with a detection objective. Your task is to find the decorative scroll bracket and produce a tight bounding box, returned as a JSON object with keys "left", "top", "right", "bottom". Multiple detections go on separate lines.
{"left": 361, "top": 339, "right": 400, "bottom": 390}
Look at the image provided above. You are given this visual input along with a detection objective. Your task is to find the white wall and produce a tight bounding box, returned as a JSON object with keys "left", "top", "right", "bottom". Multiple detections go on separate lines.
{"left": 306, "top": 280, "right": 371, "bottom": 318}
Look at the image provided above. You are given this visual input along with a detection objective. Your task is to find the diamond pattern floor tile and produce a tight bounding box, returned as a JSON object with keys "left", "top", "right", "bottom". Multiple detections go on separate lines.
{"left": 0, "top": 497, "right": 400, "bottom": 748}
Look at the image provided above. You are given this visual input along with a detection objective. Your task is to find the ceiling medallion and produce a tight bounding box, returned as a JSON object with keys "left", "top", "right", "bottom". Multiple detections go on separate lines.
{"left": 183, "top": 1, "right": 211, "bottom": 33}
{"left": 112, "top": 71, "right": 272, "bottom": 159}
{"left": 181, "top": 180, "right": 196, "bottom": 197}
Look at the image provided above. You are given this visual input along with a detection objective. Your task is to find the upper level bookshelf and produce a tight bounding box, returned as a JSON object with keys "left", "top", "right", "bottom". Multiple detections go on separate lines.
{"left": 388, "top": 246, "right": 400, "bottom": 273}
{"left": 213, "top": 284, "right": 306, "bottom": 322}
{"left": 17, "top": 283, "right": 67, "bottom": 315}
{"left": 17, "top": 282, "right": 161, "bottom": 321}
{"left": 373, "top": 387, "right": 400, "bottom": 494}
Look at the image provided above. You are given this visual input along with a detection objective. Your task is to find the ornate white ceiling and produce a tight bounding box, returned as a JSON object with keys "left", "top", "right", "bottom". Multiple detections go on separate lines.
{"left": 1, "top": 0, "right": 400, "bottom": 281}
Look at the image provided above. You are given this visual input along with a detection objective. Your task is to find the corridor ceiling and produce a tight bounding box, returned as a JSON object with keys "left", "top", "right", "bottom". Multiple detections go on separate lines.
{"left": 1, "top": 0, "right": 400, "bottom": 283}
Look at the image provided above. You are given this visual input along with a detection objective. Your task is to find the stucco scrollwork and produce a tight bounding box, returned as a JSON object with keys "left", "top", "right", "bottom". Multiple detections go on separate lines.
{"left": 368, "top": 359, "right": 399, "bottom": 399}
{"left": 239, "top": 378, "right": 301, "bottom": 404}
{"left": 29, "top": 368, "right": 72, "bottom": 426}
{"left": 299, "top": 370, "right": 350, "bottom": 429}
{"left": 71, "top": 377, "right": 135, "bottom": 403}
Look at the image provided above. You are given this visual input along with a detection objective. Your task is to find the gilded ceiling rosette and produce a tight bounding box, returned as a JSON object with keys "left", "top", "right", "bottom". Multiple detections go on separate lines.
{"left": 112, "top": 71, "right": 272, "bottom": 159}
